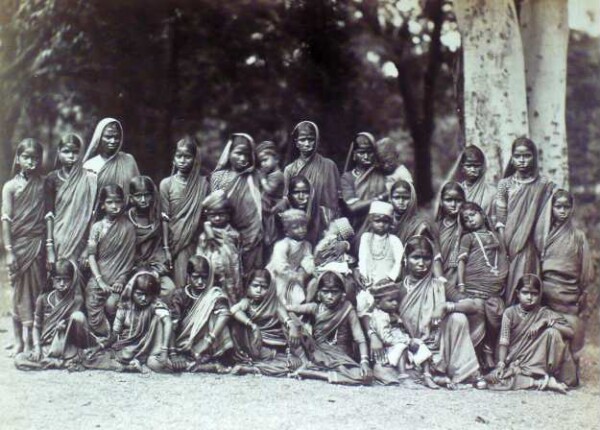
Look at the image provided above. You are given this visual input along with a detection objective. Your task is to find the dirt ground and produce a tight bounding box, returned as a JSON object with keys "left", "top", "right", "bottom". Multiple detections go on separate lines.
{"left": 0, "top": 317, "right": 597, "bottom": 430}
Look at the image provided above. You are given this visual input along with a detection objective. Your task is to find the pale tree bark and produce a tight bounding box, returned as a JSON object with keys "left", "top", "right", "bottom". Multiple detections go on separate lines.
{"left": 520, "top": 0, "right": 569, "bottom": 188}
{"left": 454, "top": 0, "right": 529, "bottom": 181}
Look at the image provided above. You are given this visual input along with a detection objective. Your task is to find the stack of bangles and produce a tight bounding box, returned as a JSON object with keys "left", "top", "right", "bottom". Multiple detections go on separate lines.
{"left": 360, "top": 355, "right": 369, "bottom": 365}
{"left": 446, "top": 302, "right": 456, "bottom": 312}
{"left": 46, "top": 239, "right": 54, "bottom": 247}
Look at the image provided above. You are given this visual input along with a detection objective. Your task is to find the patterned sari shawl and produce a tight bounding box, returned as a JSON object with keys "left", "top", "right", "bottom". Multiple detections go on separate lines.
{"left": 398, "top": 274, "right": 446, "bottom": 341}
{"left": 389, "top": 180, "right": 435, "bottom": 244}
{"left": 96, "top": 215, "right": 136, "bottom": 285}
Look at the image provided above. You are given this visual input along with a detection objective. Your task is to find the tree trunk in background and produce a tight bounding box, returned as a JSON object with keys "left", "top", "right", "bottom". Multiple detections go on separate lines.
{"left": 520, "top": 0, "right": 569, "bottom": 188}
{"left": 454, "top": 0, "right": 529, "bottom": 181}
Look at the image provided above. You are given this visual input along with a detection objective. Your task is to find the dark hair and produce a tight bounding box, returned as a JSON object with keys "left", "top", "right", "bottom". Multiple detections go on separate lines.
{"left": 246, "top": 269, "right": 272, "bottom": 288}
{"left": 58, "top": 134, "right": 83, "bottom": 151}
{"left": 354, "top": 133, "right": 375, "bottom": 149}
{"left": 175, "top": 135, "right": 198, "bottom": 157}
{"left": 187, "top": 254, "right": 211, "bottom": 275}
{"left": 53, "top": 258, "right": 75, "bottom": 279}
{"left": 440, "top": 182, "right": 466, "bottom": 201}
{"left": 458, "top": 202, "right": 488, "bottom": 230}
{"left": 404, "top": 235, "right": 434, "bottom": 259}
{"left": 292, "top": 122, "right": 317, "bottom": 140}
{"left": 231, "top": 134, "right": 253, "bottom": 150}
{"left": 133, "top": 273, "right": 160, "bottom": 298}
{"left": 317, "top": 271, "right": 345, "bottom": 292}
{"left": 15, "top": 138, "right": 44, "bottom": 171}
{"left": 515, "top": 274, "right": 542, "bottom": 294}
{"left": 97, "top": 184, "right": 125, "bottom": 219}
{"left": 460, "top": 145, "right": 485, "bottom": 165}
{"left": 390, "top": 179, "right": 412, "bottom": 195}
{"left": 129, "top": 175, "right": 156, "bottom": 195}
{"left": 504, "top": 137, "right": 539, "bottom": 178}
{"left": 552, "top": 189, "right": 573, "bottom": 206}
{"left": 288, "top": 175, "right": 311, "bottom": 195}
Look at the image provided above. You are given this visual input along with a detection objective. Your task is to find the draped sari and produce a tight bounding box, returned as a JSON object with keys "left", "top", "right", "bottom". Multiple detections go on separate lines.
{"left": 389, "top": 180, "right": 435, "bottom": 245}
{"left": 210, "top": 134, "right": 263, "bottom": 273}
{"left": 284, "top": 121, "right": 341, "bottom": 216}
{"left": 83, "top": 118, "right": 140, "bottom": 195}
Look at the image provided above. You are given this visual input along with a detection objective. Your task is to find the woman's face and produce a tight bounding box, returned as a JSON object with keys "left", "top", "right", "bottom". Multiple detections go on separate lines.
{"left": 406, "top": 248, "right": 433, "bottom": 279}
{"left": 247, "top": 275, "right": 270, "bottom": 302}
{"left": 441, "top": 189, "right": 464, "bottom": 217}
{"left": 100, "top": 124, "right": 121, "bottom": 157}
{"left": 518, "top": 285, "right": 541, "bottom": 311}
{"left": 229, "top": 143, "right": 252, "bottom": 172}
{"left": 131, "top": 186, "right": 154, "bottom": 211}
{"left": 461, "top": 155, "right": 483, "bottom": 184}
{"left": 461, "top": 208, "right": 485, "bottom": 231}
{"left": 390, "top": 187, "right": 411, "bottom": 214}
{"left": 58, "top": 144, "right": 80, "bottom": 169}
{"left": 295, "top": 130, "right": 316, "bottom": 157}
{"left": 132, "top": 287, "right": 153, "bottom": 308}
{"left": 189, "top": 266, "right": 210, "bottom": 292}
{"left": 290, "top": 181, "right": 310, "bottom": 210}
{"left": 511, "top": 144, "right": 534, "bottom": 173}
{"left": 174, "top": 146, "right": 195, "bottom": 174}
{"left": 353, "top": 140, "right": 375, "bottom": 169}
{"left": 52, "top": 274, "right": 73, "bottom": 293}
{"left": 17, "top": 147, "right": 41, "bottom": 173}
{"left": 552, "top": 195, "right": 572, "bottom": 224}
{"left": 319, "top": 286, "right": 344, "bottom": 309}
{"left": 102, "top": 194, "right": 125, "bottom": 218}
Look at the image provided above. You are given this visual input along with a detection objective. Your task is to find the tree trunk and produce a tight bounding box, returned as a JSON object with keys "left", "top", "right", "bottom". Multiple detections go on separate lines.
{"left": 454, "top": 0, "right": 529, "bottom": 181}
{"left": 520, "top": 0, "right": 569, "bottom": 188}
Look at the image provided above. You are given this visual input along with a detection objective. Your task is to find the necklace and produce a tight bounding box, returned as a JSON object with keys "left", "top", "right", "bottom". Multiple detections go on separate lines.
{"left": 56, "top": 168, "right": 71, "bottom": 182}
{"left": 473, "top": 231, "right": 499, "bottom": 276}
{"left": 128, "top": 209, "right": 154, "bottom": 230}
{"left": 369, "top": 233, "right": 390, "bottom": 260}
{"left": 442, "top": 217, "right": 456, "bottom": 228}
{"left": 174, "top": 172, "right": 188, "bottom": 185}
{"left": 403, "top": 277, "right": 421, "bottom": 295}
{"left": 184, "top": 285, "right": 203, "bottom": 300}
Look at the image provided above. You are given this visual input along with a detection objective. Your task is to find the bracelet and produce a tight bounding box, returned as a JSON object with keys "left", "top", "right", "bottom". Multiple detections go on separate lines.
{"left": 245, "top": 320, "right": 254, "bottom": 328}
{"left": 163, "top": 246, "right": 170, "bottom": 251}
{"left": 360, "top": 355, "right": 369, "bottom": 361}
{"left": 4, "top": 245, "right": 13, "bottom": 251}
{"left": 497, "top": 361, "right": 506, "bottom": 369}
{"left": 360, "top": 358, "right": 370, "bottom": 365}
{"left": 95, "top": 276, "right": 103, "bottom": 283}
{"left": 447, "top": 303, "right": 456, "bottom": 312}
{"left": 160, "top": 346, "right": 169, "bottom": 351}
{"left": 457, "top": 283, "right": 466, "bottom": 288}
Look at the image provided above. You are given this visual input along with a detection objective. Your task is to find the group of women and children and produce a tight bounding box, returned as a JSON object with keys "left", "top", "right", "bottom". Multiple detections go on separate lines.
{"left": 2, "top": 118, "right": 594, "bottom": 393}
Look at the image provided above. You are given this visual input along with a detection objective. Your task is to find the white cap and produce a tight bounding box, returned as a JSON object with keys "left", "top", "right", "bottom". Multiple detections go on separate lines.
{"left": 369, "top": 201, "right": 394, "bottom": 217}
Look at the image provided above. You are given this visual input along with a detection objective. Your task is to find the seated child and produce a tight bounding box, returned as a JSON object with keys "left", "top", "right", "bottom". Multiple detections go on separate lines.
{"left": 230, "top": 269, "right": 302, "bottom": 376}
{"left": 196, "top": 190, "right": 242, "bottom": 303}
{"left": 83, "top": 272, "right": 174, "bottom": 373}
{"left": 287, "top": 271, "right": 373, "bottom": 386}
{"left": 266, "top": 208, "right": 315, "bottom": 306}
{"left": 168, "top": 255, "right": 233, "bottom": 373}
{"left": 256, "top": 141, "right": 285, "bottom": 256}
{"left": 15, "top": 259, "right": 92, "bottom": 370}
{"left": 486, "top": 274, "right": 576, "bottom": 393}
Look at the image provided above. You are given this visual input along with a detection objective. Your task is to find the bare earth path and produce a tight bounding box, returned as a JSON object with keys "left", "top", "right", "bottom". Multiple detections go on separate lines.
{"left": 0, "top": 317, "right": 598, "bottom": 430}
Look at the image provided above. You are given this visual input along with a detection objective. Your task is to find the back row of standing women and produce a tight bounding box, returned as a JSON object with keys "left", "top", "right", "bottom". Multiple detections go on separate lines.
{"left": 2, "top": 118, "right": 593, "bottom": 392}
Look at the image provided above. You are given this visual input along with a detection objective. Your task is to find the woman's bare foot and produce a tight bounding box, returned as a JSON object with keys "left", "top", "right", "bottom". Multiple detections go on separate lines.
{"left": 423, "top": 373, "right": 440, "bottom": 389}
{"left": 546, "top": 376, "right": 568, "bottom": 394}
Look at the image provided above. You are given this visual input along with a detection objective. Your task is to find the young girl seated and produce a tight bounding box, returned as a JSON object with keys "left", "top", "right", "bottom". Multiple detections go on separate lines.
{"left": 267, "top": 208, "right": 315, "bottom": 306}
{"left": 83, "top": 272, "right": 174, "bottom": 373}
{"left": 486, "top": 274, "right": 576, "bottom": 393}
{"left": 456, "top": 202, "right": 508, "bottom": 368}
{"left": 230, "top": 269, "right": 302, "bottom": 377}
{"left": 168, "top": 255, "right": 233, "bottom": 373}
{"left": 196, "top": 190, "right": 242, "bottom": 303}
{"left": 287, "top": 271, "right": 373, "bottom": 386}
{"left": 86, "top": 184, "right": 136, "bottom": 338}
{"left": 15, "top": 259, "right": 92, "bottom": 370}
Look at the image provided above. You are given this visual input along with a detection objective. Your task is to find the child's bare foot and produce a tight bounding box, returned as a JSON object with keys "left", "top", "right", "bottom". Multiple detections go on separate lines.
{"left": 546, "top": 376, "right": 568, "bottom": 394}
{"left": 433, "top": 375, "right": 457, "bottom": 390}
{"left": 423, "top": 374, "right": 440, "bottom": 389}
{"left": 398, "top": 372, "right": 410, "bottom": 380}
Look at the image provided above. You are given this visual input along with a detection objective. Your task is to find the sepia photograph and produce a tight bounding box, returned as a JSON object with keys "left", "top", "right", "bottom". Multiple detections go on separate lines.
{"left": 0, "top": 0, "right": 598, "bottom": 429}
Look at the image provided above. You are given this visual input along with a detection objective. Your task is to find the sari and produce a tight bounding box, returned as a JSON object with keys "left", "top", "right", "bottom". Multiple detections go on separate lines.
{"left": 160, "top": 147, "right": 209, "bottom": 287}
{"left": 2, "top": 172, "right": 46, "bottom": 326}
{"left": 230, "top": 280, "right": 302, "bottom": 376}
{"left": 491, "top": 304, "right": 577, "bottom": 389}
{"left": 340, "top": 132, "right": 387, "bottom": 232}
{"left": 49, "top": 142, "right": 97, "bottom": 262}
{"left": 496, "top": 172, "right": 554, "bottom": 303}
{"left": 83, "top": 118, "right": 140, "bottom": 195}
{"left": 210, "top": 133, "right": 264, "bottom": 273}
{"left": 284, "top": 121, "right": 341, "bottom": 216}
{"left": 389, "top": 180, "right": 435, "bottom": 244}
{"left": 534, "top": 195, "right": 594, "bottom": 356}
{"left": 399, "top": 274, "right": 480, "bottom": 383}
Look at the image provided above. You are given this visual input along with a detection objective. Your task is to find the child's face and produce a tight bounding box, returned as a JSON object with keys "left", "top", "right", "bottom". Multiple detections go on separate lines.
{"left": 206, "top": 209, "right": 230, "bottom": 228}
{"left": 390, "top": 187, "right": 411, "bottom": 214}
{"left": 295, "top": 131, "right": 316, "bottom": 157}
{"left": 58, "top": 144, "right": 80, "bottom": 169}
{"left": 518, "top": 285, "right": 541, "bottom": 311}
{"left": 353, "top": 142, "right": 375, "bottom": 169}
{"left": 511, "top": 145, "right": 534, "bottom": 173}
{"left": 247, "top": 275, "right": 270, "bottom": 302}
{"left": 102, "top": 194, "right": 125, "bottom": 218}
{"left": 229, "top": 143, "right": 252, "bottom": 172}
{"left": 461, "top": 156, "right": 483, "bottom": 183}
{"left": 131, "top": 187, "right": 154, "bottom": 211}
{"left": 100, "top": 124, "right": 121, "bottom": 157}
{"left": 132, "top": 287, "right": 154, "bottom": 308}
{"left": 290, "top": 182, "right": 310, "bottom": 210}
{"left": 441, "top": 189, "right": 463, "bottom": 217}
{"left": 189, "top": 267, "right": 210, "bottom": 292}
{"left": 52, "top": 274, "right": 73, "bottom": 293}
{"left": 17, "top": 147, "right": 40, "bottom": 173}
{"left": 319, "top": 286, "right": 344, "bottom": 309}
{"left": 552, "top": 196, "right": 572, "bottom": 224}
{"left": 370, "top": 214, "right": 392, "bottom": 235}
{"left": 174, "top": 146, "right": 195, "bottom": 174}
{"left": 376, "top": 296, "right": 399, "bottom": 313}
{"left": 286, "top": 220, "right": 308, "bottom": 241}
{"left": 461, "top": 208, "right": 485, "bottom": 231}
{"left": 406, "top": 249, "right": 433, "bottom": 279}
{"left": 258, "top": 152, "right": 278, "bottom": 173}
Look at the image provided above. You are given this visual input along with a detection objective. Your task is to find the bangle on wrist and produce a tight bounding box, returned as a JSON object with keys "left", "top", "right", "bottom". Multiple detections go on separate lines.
{"left": 4, "top": 245, "right": 13, "bottom": 251}
{"left": 497, "top": 361, "right": 505, "bottom": 368}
